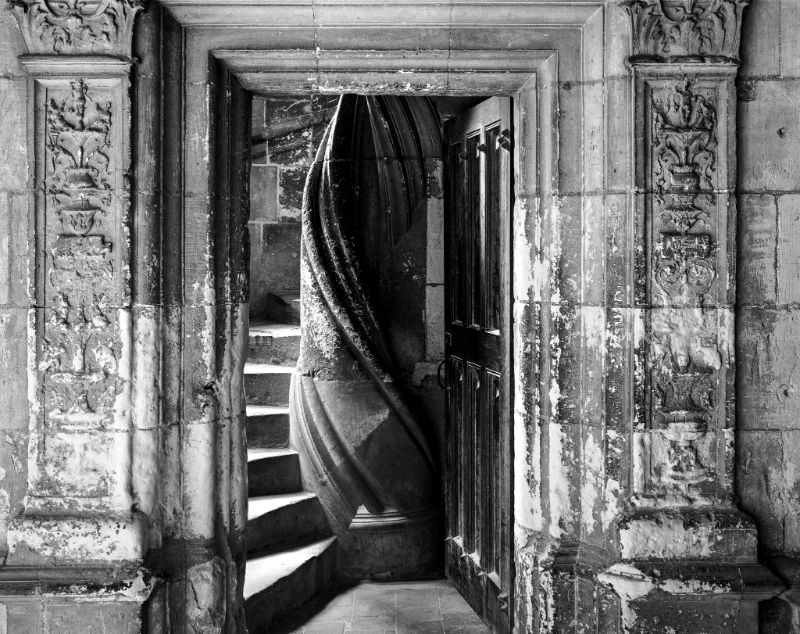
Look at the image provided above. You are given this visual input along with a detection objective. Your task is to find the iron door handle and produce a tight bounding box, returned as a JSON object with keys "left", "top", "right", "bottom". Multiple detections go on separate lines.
{"left": 437, "top": 358, "right": 448, "bottom": 390}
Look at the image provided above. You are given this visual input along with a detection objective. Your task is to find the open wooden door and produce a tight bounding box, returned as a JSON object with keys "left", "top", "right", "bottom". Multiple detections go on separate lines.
{"left": 444, "top": 97, "right": 513, "bottom": 633}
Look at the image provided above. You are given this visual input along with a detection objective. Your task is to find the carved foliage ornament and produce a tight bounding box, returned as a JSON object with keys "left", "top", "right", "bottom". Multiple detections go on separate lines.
{"left": 47, "top": 79, "right": 112, "bottom": 236}
{"left": 42, "top": 79, "right": 119, "bottom": 428}
{"left": 623, "top": 0, "right": 750, "bottom": 61}
{"left": 9, "top": 0, "right": 145, "bottom": 56}
{"left": 650, "top": 81, "right": 718, "bottom": 304}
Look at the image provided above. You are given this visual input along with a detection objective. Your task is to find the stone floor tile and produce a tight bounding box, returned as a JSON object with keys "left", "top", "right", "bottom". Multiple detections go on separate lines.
{"left": 351, "top": 617, "right": 396, "bottom": 629}
{"left": 286, "top": 580, "right": 487, "bottom": 634}
{"left": 396, "top": 609, "right": 440, "bottom": 623}
{"left": 304, "top": 624, "right": 347, "bottom": 634}
{"left": 353, "top": 599, "right": 396, "bottom": 617}
{"left": 441, "top": 610, "right": 486, "bottom": 626}
{"left": 397, "top": 621, "right": 445, "bottom": 634}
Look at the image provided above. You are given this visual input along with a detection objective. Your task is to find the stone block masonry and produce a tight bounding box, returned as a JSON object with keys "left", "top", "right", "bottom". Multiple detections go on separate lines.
{"left": 249, "top": 95, "right": 338, "bottom": 318}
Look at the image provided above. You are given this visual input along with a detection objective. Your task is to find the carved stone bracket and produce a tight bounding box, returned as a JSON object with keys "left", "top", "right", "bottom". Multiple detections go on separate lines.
{"left": 9, "top": 0, "right": 145, "bottom": 57}
{"left": 623, "top": 0, "right": 750, "bottom": 62}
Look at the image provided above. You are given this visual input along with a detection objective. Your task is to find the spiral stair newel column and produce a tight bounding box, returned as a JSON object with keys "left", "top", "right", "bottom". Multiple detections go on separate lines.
{"left": 294, "top": 95, "right": 443, "bottom": 580}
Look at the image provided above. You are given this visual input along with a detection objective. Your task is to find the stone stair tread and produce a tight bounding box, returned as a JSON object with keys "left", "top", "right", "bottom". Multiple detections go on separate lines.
{"left": 249, "top": 322, "right": 301, "bottom": 338}
{"left": 248, "top": 491, "right": 317, "bottom": 521}
{"left": 246, "top": 404, "right": 289, "bottom": 417}
{"left": 244, "top": 362, "right": 295, "bottom": 375}
{"left": 273, "top": 292, "right": 300, "bottom": 304}
{"left": 247, "top": 447, "right": 298, "bottom": 462}
{"left": 243, "top": 536, "right": 337, "bottom": 600}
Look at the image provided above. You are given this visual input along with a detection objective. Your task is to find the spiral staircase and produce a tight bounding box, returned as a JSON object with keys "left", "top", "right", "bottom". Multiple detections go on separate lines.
{"left": 242, "top": 304, "right": 338, "bottom": 632}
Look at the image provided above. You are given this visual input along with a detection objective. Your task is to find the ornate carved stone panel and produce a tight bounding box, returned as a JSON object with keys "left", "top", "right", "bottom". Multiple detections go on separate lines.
{"left": 9, "top": 0, "right": 144, "bottom": 57}
{"left": 623, "top": 0, "right": 749, "bottom": 62}
{"left": 633, "top": 68, "right": 736, "bottom": 505}
{"left": 24, "top": 62, "right": 132, "bottom": 513}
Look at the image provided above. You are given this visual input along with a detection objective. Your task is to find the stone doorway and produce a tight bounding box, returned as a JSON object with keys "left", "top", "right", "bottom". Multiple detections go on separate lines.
{"left": 155, "top": 38, "right": 553, "bottom": 632}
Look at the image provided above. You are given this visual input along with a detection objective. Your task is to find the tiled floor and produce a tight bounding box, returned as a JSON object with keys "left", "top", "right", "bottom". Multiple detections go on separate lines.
{"left": 283, "top": 579, "right": 490, "bottom": 634}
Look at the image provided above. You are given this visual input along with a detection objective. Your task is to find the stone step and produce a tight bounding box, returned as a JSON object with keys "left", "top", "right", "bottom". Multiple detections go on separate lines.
{"left": 244, "top": 536, "right": 337, "bottom": 633}
{"left": 248, "top": 448, "right": 302, "bottom": 497}
{"left": 244, "top": 363, "right": 293, "bottom": 406}
{"left": 246, "top": 405, "right": 290, "bottom": 449}
{"left": 248, "top": 321, "right": 301, "bottom": 365}
{"left": 260, "top": 292, "right": 301, "bottom": 325}
{"left": 247, "top": 492, "right": 331, "bottom": 556}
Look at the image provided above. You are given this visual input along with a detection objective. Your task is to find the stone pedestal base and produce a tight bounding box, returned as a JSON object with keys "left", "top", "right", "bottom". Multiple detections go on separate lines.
{"left": 600, "top": 507, "right": 783, "bottom": 631}
{"left": 339, "top": 507, "right": 442, "bottom": 580}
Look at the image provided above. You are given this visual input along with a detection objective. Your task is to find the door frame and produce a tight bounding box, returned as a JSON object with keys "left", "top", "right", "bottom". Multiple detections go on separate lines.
{"left": 207, "top": 45, "right": 551, "bottom": 627}
{"left": 137, "top": 3, "right": 617, "bottom": 630}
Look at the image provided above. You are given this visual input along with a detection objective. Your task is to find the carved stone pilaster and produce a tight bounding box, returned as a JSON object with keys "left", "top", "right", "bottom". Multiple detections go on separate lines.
{"left": 9, "top": 0, "right": 145, "bottom": 57}
{"left": 632, "top": 71, "right": 735, "bottom": 508}
{"left": 22, "top": 62, "right": 133, "bottom": 517}
{"left": 622, "top": 0, "right": 747, "bottom": 511}
{"left": 5, "top": 0, "right": 145, "bottom": 578}
{"left": 606, "top": 0, "right": 782, "bottom": 628}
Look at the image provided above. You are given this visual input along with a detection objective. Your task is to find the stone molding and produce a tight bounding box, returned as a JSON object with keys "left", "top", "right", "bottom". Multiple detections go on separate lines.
{"left": 623, "top": 0, "right": 750, "bottom": 62}
{"left": 9, "top": 0, "right": 145, "bottom": 57}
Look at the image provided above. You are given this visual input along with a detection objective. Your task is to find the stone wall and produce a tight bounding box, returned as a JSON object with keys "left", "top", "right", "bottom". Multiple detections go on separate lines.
{"left": 0, "top": 4, "right": 29, "bottom": 548}
{"left": 249, "top": 95, "right": 337, "bottom": 319}
{"left": 0, "top": 0, "right": 798, "bottom": 631}
{"left": 738, "top": 0, "right": 800, "bottom": 619}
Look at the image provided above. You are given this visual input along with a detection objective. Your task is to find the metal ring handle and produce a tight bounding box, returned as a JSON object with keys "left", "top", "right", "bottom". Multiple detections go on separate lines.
{"left": 437, "top": 358, "right": 448, "bottom": 390}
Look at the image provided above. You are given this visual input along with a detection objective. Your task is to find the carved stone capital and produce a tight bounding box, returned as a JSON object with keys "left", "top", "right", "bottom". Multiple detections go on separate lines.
{"left": 623, "top": 0, "right": 750, "bottom": 62}
{"left": 9, "top": 0, "right": 145, "bottom": 57}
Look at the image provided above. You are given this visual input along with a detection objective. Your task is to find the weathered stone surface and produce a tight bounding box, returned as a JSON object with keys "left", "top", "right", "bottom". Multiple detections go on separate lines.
{"left": 737, "top": 429, "right": 799, "bottom": 553}
{"left": 741, "top": 0, "right": 781, "bottom": 76}
{"left": 739, "top": 308, "right": 800, "bottom": 431}
{"left": 739, "top": 79, "right": 800, "bottom": 193}
{"left": 777, "top": 194, "right": 800, "bottom": 305}
{"left": 45, "top": 601, "right": 141, "bottom": 634}
{"left": 0, "top": 309, "right": 28, "bottom": 429}
{"left": 739, "top": 194, "right": 777, "bottom": 305}
{"left": 249, "top": 164, "right": 278, "bottom": 222}
{"left": 0, "top": 79, "right": 27, "bottom": 192}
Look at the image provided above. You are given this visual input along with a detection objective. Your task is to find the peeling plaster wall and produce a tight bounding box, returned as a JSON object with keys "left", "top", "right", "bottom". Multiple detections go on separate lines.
{"left": 738, "top": 0, "right": 800, "bottom": 606}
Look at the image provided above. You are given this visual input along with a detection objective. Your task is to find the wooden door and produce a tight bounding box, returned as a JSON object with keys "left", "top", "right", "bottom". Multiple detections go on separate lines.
{"left": 444, "top": 97, "right": 513, "bottom": 633}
